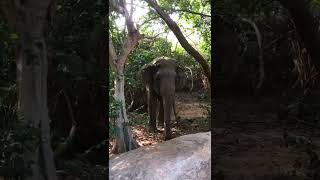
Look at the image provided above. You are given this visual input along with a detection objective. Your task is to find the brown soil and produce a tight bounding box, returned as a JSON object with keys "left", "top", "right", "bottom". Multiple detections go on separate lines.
{"left": 109, "top": 92, "right": 210, "bottom": 155}
{"left": 109, "top": 93, "right": 320, "bottom": 180}
{"left": 213, "top": 96, "right": 320, "bottom": 180}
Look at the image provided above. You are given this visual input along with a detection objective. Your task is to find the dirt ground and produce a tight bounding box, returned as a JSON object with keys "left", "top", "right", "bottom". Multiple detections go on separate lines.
{"left": 109, "top": 92, "right": 320, "bottom": 179}
{"left": 131, "top": 92, "right": 210, "bottom": 145}
{"left": 213, "top": 96, "right": 320, "bottom": 180}
{"left": 109, "top": 92, "right": 211, "bottom": 154}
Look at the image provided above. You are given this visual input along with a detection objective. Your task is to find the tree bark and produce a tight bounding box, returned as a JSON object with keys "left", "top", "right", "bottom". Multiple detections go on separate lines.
{"left": 278, "top": 0, "right": 320, "bottom": 65}
{"left": 111, "top": 70, "right": 139, "bottom": 153}
{"left": 145, "top": 0, "right": 211, "bottom": 84}
{"left": 1, "top": 1, "right": 57, "bottom": 179}
{"left": 109, "top": 0, "right": 140, "bottom": 154}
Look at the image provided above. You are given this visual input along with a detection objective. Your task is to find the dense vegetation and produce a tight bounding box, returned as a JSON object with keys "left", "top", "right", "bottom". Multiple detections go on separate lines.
{"left": 0, "top": 0, "right": 320, "bottom": 179}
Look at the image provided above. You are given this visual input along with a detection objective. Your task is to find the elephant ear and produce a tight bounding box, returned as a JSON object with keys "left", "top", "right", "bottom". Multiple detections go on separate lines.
{"left": 141, "top": 64, "right": 157, "bottom": 85}
{"left": 175, "top": 66, "right": 186, "bottom": 91}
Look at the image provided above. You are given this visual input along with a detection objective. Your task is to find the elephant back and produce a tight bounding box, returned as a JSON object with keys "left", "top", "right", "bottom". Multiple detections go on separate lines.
{"left": 140, "top": 57, "right": 176, "bottom": 73}
{"left": 153, "top": 57, "right": 177, "bottom": 70}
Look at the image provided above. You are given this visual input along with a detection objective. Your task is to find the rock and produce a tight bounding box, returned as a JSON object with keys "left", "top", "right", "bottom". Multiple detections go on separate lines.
{"left": 109, "top": 132, "right": 211, "bottom": 180}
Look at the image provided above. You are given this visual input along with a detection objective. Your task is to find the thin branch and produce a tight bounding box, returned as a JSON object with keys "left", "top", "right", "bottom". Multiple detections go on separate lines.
{"left": 117, "top": 0, "right": 140, "bottom": 68}
{"left": 185, "top": 31, "right": 198, "bottom": 46}
{"left": 170, "top": 9, "right": 211, "bottom": 17}
{"left": 137, "top": 16, "right": 159, "bottom": 29}
{"left": 145, "top": 0, "right": 211, "bottom": 83}
{"left": 141, "top": 31, "right": 166, "bottom": 40}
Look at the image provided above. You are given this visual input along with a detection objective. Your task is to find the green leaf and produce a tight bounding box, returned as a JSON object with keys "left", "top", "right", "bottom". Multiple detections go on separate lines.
{"left": 10, "top": 33, "right": 18, "bottom": 40}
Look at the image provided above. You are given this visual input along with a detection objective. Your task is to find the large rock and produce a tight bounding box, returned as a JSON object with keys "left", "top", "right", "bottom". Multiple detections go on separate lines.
{"left": 109, "top": 132, "right": 211, "bottom": 180}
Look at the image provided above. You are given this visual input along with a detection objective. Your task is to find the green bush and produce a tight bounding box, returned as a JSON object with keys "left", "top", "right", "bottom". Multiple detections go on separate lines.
{"left": 0, "top": 125, "right": 40, "bottom": 178}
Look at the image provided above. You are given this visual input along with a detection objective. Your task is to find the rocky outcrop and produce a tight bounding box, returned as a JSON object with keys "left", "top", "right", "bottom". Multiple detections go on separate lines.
{"left": 109, "top": 132, "right": 211, "bottom": 180}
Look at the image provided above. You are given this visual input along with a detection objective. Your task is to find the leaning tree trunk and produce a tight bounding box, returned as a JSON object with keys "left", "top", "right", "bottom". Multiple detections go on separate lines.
{"left": 145, "top": 0, "right": 211, "bottom": 84}
{"left": 1, "top": 1, "right": 57, "bottom": 179}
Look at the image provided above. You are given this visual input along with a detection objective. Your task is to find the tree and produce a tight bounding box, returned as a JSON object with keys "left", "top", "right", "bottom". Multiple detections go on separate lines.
{"left": 51, "top": 0, "right": 108, "bottom": 160}
{"left": 0, "top": 0, "right": 57, "bottom": 179}
{"left": 109, "top": 0, "right": 140, "bottom": 154}
{"left": 145, "top": 0, "right": 211, "bottom": 84}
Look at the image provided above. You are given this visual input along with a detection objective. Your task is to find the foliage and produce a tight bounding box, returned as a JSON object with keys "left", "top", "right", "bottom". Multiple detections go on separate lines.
{"left": 108, "top": 96, "right": 121, "bottom": 138}
{"left": 109, "top": 0, "right": 211, "bottom": 120}
{"left": 50, "top": 0, "right": 106, "bottom": 52}
{"left": 0, "top": 125, "right": 41, "bottom": 178}
{"left": 59, "top": 158, "right": 107, "bottom": 179}
{"left": 47, "top": 0, "right": 107, "bottom": 143}
{"left": 108, "top": 69, "right": 121, "bottom": 138}
{"left": 0, "top": 19, "right": 18, "bottom": 129}
{"left": 128, "top": 112, "right": 149, "bottom": 127}
{"left": 158, "top": 0, "right": 211, "bottom": 57}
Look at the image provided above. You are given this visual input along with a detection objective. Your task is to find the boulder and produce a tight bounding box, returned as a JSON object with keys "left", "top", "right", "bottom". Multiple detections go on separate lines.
{"left": 109, "top": 132, "right": 211, "bottom": 180}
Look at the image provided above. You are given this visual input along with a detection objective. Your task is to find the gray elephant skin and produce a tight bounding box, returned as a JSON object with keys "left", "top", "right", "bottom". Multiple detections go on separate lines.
{"left": 140, "top": 57, "right": 186, "bottom": 140}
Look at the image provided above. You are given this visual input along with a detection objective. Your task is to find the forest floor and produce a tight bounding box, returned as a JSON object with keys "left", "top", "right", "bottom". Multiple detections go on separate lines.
{"left": 108, "top": 93, "right": 320, "bottom": 179}
{"left": 213, "top": 96, "right": 320, "bottom": 180}
{"left": 109, "top": 91, "right": 211, "bottom": 155}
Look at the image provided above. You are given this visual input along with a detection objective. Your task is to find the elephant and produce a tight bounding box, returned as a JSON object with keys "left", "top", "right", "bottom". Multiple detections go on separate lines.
{"left": 140, "top": 57, "right": 186, "bottom": 140}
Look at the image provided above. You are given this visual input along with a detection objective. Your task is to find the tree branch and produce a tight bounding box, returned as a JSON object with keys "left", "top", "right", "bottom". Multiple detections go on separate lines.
{"left": 109, "top": 0, "right": 140, "bottom": 70}
{"left": 145, "top": 0, "right": 211, "bottom": 83}
{"left": 141, "top": 31, "right": 166, "bottom": 40}
{"left": 137, "top": 16, "right": 159, "bottom": 29}
{"left": 169, "top": 9, "right": 211, "bottom": 17}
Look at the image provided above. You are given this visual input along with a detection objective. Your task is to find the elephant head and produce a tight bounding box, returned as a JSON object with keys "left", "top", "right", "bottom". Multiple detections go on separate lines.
{"left": 140, "top": 57, "right": 185, "bottom": 140}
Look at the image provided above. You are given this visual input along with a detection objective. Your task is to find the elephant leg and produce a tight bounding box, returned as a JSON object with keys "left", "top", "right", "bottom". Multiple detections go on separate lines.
{"left": 158, "top": 98, "right": 164, "bottom": 128}
{"left": 173, "top": 99, "right": 179, "bottom": 124}
{"left": 148, "top": 90, "right": 158, "bottom": 132}
{"left": 163, "top": 98, "right": 173, "bottom": 140}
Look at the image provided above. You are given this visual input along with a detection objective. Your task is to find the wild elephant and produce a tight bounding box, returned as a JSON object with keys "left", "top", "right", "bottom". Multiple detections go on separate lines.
{"left": 140, "top": 57, "right": 186, "bottom": 140}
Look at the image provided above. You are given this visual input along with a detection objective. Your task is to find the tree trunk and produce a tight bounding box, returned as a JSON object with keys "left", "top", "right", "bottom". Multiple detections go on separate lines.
{"left": 109, "top": 0, "right": 140, "bottom": 154}
{"left": 16, "top": 26, "right": 57, "bottom": 180}
{"left": 240, "top": 18, "right": 264, "bottom": 97}
{"left": 111, "top": 68, "right": 139, "bottom": 154}
{"left": 1, "top": 1, "right": 57, "bottom": 179}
